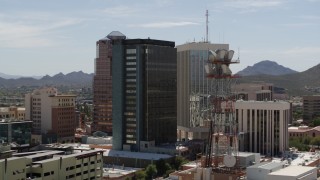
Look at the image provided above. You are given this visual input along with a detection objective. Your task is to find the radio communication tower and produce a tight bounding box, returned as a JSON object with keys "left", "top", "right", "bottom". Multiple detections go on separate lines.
{"left": 203, "top": 49, "right": 243, "bottom": 176}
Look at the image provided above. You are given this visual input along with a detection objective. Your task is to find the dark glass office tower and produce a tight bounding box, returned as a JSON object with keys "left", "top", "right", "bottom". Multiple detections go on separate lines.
{"left": 112, "top": 37, "right": 177, "bottom": 151}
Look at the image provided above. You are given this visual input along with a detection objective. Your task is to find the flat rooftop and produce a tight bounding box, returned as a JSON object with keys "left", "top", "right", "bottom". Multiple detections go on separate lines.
{"left": 103, "top": 165, "right": 141, "bottom": 178}
{"left": 33, "top": 157, "right": 60, "bottom": 164}
{"left": 62, "top": 149, "right": 103, "bottom": 159}
{"left": 290, "top": 152, "right": 320, "bottom": 166}
{"left": 268, "top": 165, "right": 316, "bottom": 177}
{"left": 238, "top": 152, "right": 257, "bottom": 157}
{"left": 104, "top": 149, "right": 172, "bottom": 160}
{"left": 24, "top": 150, "right": 65, "bottom": 159}
{"left": 248, "top": 161, "right": 284, "bottom": 170}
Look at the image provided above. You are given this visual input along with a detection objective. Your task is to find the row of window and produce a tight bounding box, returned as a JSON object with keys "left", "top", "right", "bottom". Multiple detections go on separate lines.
{"left": 59, "top": 99, "right": 74, "bottom": 102}
{"left": 58, "top": 103, "right": 74, "bottom": 106}
{"left": 289, "top": 132, "right": 316, "bottom": 137}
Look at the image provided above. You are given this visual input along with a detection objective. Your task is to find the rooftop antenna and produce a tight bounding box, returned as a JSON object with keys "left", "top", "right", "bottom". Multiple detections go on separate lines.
{"left": 206, "top": 10, "right": 209, "bottom": 43}
{"left": 223, "top": 32, "right": 225, "bottom": 43}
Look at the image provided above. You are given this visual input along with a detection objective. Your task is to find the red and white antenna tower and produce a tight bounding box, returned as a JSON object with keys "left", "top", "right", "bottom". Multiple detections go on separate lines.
{"left": 206, "top": 10, "right": 209, "bottom": 43}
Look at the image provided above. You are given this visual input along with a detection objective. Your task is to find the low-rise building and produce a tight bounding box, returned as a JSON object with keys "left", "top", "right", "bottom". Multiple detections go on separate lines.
{"left": 102, "top": 165, "right": 141, "bottom": 180}
{"left": 0, "top": 107, "right": 25, "bottom": 120}
{"left": 0, "top": 143, "right": 14, "bottom": 159}
{"left": 103, "top": 149, "right": 172, "bottom": 168}
{"left": 0, "top": 149, "right": 103, "bottom": 180}
{"left": 247, "top": 161, "right": 285, "bottom": 180}
{"left": 267, "top": 165, "right": 317, "bottom": 180}
{"left": 288, "top": 126, "right": 320, "bottom": 139}
{"left": 0, "top": 119, "right": 32, "bottom": 145}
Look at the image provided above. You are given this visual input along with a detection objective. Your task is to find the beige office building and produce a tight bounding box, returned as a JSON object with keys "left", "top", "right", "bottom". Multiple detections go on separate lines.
{"left": 25, "top": 87, "right": 76, "bottom": 143}
{"left": 0, "top": 150, "right": 103, "bottom": 180}
{"left": 177, "top": 42, "right": 229, "bottom": 140}
{"left": 235, "top": 100, "right": 291, "bottom": 156}
{"left": 0, "top": 106, "right": 25, "bottom": 120}
{"left": 233, "top": 82, "right": 273, "bottom": 101}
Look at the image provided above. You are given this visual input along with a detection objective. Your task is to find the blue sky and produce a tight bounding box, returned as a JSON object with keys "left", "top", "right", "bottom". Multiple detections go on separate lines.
{"left": 1, "top": 0, "right": 319, "bottom": 76}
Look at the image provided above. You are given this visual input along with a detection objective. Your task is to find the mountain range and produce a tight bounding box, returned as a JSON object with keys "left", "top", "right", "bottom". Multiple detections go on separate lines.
{"left": 1, "top": 61, "right": 319, "bottom": 96}
{"left": 0, "top": 71, "right": 93, "bottom": 88}
{"left": 236, "top": 60, "right": 297, "bottom": 76}
{"left": 238, "top": 62, "right": 320, "bottom": 95}
{"left": 0, "top": 72, "right": 42, "bottom": 79}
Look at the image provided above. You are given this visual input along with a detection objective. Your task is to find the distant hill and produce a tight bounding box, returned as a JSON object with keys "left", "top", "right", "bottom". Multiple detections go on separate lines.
{"left": 0, "top": 71, "right": 93, "bottom": 88}
{"left": 239, "top": 63, "right": 320, "bottom": 96}
{"left": 0, "top": 72, "right": 42, "bottom": 79}
{"left": 0, "top": 72, "right": 23, "bottom": 79}
{"left": 237, "top": 60, "right": 298, "bottom": 76}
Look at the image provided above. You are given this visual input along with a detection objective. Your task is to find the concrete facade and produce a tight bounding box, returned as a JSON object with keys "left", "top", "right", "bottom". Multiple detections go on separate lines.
{"left": 247, "top": 162, "right": 286, "bottom": 180}
{"left": 267, "top": 166, "right": 317, "bottom": 180}
{"left": 288, "top": 126, "right": 320, "bottom": 139}
{"left": 233, "top": 82, "right": 273, "bottom": 101}
{"left": 235, "top": 100, "right": 291, "bottom": 156}
{"left": 25, "top": 87, "right": 76, "bottom": 144}
{"left": 0, "top": 106, "right": 25, "bottom": 120}
{"left": 0, "top": 150, "right": 103, "bottom": 180}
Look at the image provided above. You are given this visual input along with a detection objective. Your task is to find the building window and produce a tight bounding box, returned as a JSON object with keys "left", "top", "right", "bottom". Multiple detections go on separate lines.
{"left": 126, "top": 49, "right": 136, "bottom": 54}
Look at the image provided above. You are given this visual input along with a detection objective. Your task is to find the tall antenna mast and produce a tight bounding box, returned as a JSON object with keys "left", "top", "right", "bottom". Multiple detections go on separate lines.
{"left": 206, "top": 10, "right": 209, "bottom": 43}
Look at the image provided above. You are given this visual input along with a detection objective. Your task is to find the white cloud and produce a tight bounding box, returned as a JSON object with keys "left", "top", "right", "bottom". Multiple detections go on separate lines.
{"left": 102, "top": 6, "right": 139, "bottom": 17}
{"left": 213, "top": 0, "right": 286, "bottom": 13}
{"left": 0, "top": 14, "right": 83, "bottom": 48}
{"left": 225, "top": 0, "right": 284, "bottom": 8}
{"left": 129, "top": 21, "right": 199, "bottom": 28}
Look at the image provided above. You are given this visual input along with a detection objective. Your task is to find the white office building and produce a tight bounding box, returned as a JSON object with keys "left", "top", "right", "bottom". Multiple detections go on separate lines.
{"left": 235, "top": 100, "right": 291, "bottom": 156}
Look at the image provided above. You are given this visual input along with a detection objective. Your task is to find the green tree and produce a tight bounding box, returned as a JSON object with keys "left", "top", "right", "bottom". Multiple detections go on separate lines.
{"left": 155, "top": 159, "right": 172, "bottom": 177}
{"left": 162, "top": 163, "right": 175, "bottom": 178}
{"left": 165, "top": 169, "right": 175, "bottom": 178}
{"left": 135, "top": 170, "right": 146, "bottom": 180}
{"left": 293, "top": 110, "right": 303, "bottom": 121}
{"left": 145, "top": 164, "right": 157, "bottom": 179}
{"left": 155, "top": 159, "right": 166, "bottom": 176}
{"left": 289, "top": 137, "right": 309, "bottom": 151}
{"left": 173, "top": 156, "right": 189, "bottom": 170}
{"left": 303, "top": 136, "right": 312, "bottom": 145}
{"left": 309, "top": 117, "right": 320, "bottom": 127}
{"left": 310, "top": 136, "right": 320, "bottom": 148}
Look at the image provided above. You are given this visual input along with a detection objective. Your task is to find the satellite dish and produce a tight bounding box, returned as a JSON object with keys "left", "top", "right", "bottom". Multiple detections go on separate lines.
{"left": 223, "top": 155, "right": 236, "bottom": 167}
{"left": 221, "top": 64, "right": 232, "bottom": 75}
{"left": 216, "top": 49, "right": 227, "bottom": 61}
{"left": 205, "top": 64, "right": 219, "bottom": 76}
{"left": 208, "top": 50, "right": 217, "bottom": 62}
{"left": 225, "top": 50, "right": 234, "bottom": 62}
{"left": 205, "top": 64, "right": 213, "bottom": 75}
